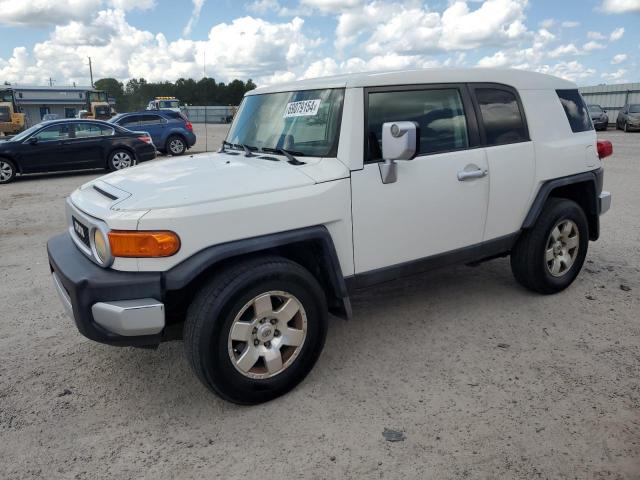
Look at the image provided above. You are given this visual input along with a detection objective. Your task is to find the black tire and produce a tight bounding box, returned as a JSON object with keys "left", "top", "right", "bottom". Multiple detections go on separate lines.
{"left": 107, "top": 149, "right": 135, "bottom": 171}
{"left": 184, "top": 256, "right": 328, "bottom": 404}
{"left": 166, "top": 135, "right": 186, "bottom": 156}
{"left": 510, "top": 198, "right": 589, "bottom": 294}
{"left": 0, "top": 158, "right": 17, "bottom": 184}
{"left": 624, "top": 122, "right": 629, "bottom": 133}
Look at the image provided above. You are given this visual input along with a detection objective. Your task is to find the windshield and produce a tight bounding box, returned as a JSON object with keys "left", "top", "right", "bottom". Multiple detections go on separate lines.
{"left": 226, "top": 88, "right": 344, "bottom": 157}
{"left": 11, "top": 123, "right": 43, "bottom": 142}
{"left": 588, "top": 105, "right": 602, "bottom": 114}
{"left": 160, "top": 100, "right": 179, "bottom": 108}
{"left": 630, "top": 104, "right": 640, "bottom": 114}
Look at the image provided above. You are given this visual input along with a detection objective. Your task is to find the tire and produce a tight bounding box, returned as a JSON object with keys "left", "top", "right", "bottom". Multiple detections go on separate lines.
{"left": 166, "top": 135, "right": 186, "bottom": 156}
{"left": 184, "top": 256, "right": 328, "bottom": 404}
{"left": 624, "top": 122, "right": 629, "bottom": 133}
{"left": 108, "top": 149, "right": 135, "bottom": 171}
{"left": 510, "top": 198, "right": 588, "bottom": 294}
{"left": 0, "top": 158, "right": 16, "bottom": 184}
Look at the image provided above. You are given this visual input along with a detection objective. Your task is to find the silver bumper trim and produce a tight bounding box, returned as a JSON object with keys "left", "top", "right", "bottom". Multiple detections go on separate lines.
{"left": 92, "top": 299, "right": 165, "bottom": 336}
{"left": 599, "top": 191, "right": 611, "bottom": 215}
{"left": 52, "top": 273, "right": 74, "bottom": 320}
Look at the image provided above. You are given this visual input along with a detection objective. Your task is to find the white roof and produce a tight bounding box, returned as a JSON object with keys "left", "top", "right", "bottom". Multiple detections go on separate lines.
{"left": 248, "top": 68, "right": 575, "bottom": 95}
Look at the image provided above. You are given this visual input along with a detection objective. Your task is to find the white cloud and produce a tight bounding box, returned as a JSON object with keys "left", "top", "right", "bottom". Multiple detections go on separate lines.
{"left": 539, "top": 18, "right": 555, "bottom": 29}
{"left": 583, "top": 41, "right": 606, "bottom": 51}
{"left": 107, "top": 0, "right": 155, "bottom": 10}
{"left": 548, "top": 44, "right": 580, "bottom": 58}
{"left": 611, "top": 53, "right": 628, "bottom": 64}
{"left": 561, "top": 21, "right": 580, "bottom": 28}
{"left": 610, "top": 27, "right": 625, "bottom": 41}
{"left": 601, "top": 68, "right": 627, "bottom": 82}
{"left": 301, "top": 0, "right": 363, "bottom": 12}
{"left": 183, "top": 0, "right": 206, "bottom": 36}
{"left": 536, "top": 61, "right": 596, "bottom": 82}
{"left": 601, "top": 0, "right": 640, "bottom": 13}
{"left": 587, "top": 31, "right": 606, "bottom": 40}
{"left": 0, "top": 0, "right": 101, "bottom": 26}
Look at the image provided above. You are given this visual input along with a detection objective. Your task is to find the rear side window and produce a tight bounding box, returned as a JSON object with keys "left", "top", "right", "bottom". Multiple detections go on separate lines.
{"left": 119, "top": 115, "right": 140, "bottom": 127}
{"left": 474, "top": 88, "right": 528, "bottom": 146}
{"left": 139, "top": 114, "right": 165, "bottom": 125}
{"left": 367, "top": 88, "right": 469, "bottom": 161}
{"left": 556, "top": 89, "right": 593, "bottom": 133}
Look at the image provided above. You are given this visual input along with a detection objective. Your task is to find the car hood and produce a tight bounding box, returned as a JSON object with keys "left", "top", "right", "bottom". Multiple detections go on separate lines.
{"left": 96, "top": 151, "right": 328, "bottom": 211}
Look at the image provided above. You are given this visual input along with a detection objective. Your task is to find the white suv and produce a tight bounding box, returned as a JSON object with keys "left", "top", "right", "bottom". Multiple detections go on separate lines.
{"left": 48, "top": 68, "right": 612, "bottom": 404}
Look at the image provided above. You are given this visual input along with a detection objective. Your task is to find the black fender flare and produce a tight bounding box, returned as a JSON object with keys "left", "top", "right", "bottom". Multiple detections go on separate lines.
{"left": 163, "top": 225, "right": 352, "bottom": 319}
{"left": 521, "top": 168, "right": 603, "bottom": 240}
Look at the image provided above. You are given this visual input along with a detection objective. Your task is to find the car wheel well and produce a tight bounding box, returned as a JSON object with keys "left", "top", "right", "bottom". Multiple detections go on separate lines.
{"left": 106, "top": 147, "right": 136, "bottom": 168}
{"left": 547, "top": 181, "right": 598, "bottom": 240}
{"left": 163, "top": 240, "right": 349, "bottom": 329}
{"left": 0, "top": 155, "right": 19, "bottom": 173}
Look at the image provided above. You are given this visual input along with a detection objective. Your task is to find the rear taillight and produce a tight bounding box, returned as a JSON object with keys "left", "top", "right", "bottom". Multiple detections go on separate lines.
{"left": 138, "top": 134, "right": 152, "bottom": 144}
{"left": 597, "top": 140, "right": 613, "bottom": 159}
{"left": 185, "top": 121, "right": 193, "bottom": 131}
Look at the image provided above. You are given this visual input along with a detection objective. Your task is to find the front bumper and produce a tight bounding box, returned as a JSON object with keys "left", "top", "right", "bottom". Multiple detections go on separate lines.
{"left": 48, "top": 232, "right": 165, "bottom": 347}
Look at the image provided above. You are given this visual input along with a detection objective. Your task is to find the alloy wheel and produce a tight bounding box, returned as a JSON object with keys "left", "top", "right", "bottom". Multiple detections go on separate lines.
{"left": 169, "top": 138, "right": 185, "bottom": 155}
{"left": 0, "top": 160, "right": 13, "bottom": 182}
{"left": 112, "top": 151, "right": 132, "bottom": 169}
{"left": 545, "top": 219, "right": 579, "bottom": 277}
{"left": 228, "top": 291, "right": 307, "bottom": 379}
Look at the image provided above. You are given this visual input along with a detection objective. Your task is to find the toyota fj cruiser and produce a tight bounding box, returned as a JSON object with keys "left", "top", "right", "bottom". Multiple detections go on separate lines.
{"left": 47, "top": 68, "right": 612, "bottom": 404}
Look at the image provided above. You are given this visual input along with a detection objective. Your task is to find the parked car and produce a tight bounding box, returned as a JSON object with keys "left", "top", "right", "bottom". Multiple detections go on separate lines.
{"left": 41, "top": 113, "right": 59, "bottom": 122}
{"left": 0, "top": 119, "right": 156, "bottom": 184}
{"left": 587, "top": 104, "right": 608, "bottom": 131}
{"left": 48, "top": 68, "right": 612, "bottom": 404}
{"left": 108, "top": 110, "right": 196, "bottom": 156}
{"left": 616, "top": 103, "right": 640, "bottom": 132}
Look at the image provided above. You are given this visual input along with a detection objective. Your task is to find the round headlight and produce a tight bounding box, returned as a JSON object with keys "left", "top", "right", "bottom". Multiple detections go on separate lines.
{"left": 93, "top": 229, "right": 108, "bottom": 263}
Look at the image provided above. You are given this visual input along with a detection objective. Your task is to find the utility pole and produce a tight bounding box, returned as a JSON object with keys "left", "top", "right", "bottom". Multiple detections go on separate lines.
{"left": 88, "top": 57, "right": 94, "bottom": 88}
{"left": 49, "top": 77, "right": 53, "bottom": 87}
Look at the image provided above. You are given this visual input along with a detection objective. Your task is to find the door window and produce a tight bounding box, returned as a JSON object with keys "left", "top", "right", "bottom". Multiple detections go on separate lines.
{"left": 474, "top": 88, "right": 528, "bottom": 145}
{"left": 139, "top": 114, "right": 164, "bottom": 125}
{"left": 119, "top": 115, "right": 140, "bottom": 127}
{"left": 34, "top": 124, "right": 71, "bottom": 142}
{"left": 556, "top": 89, "right": 593, "bottom": 133}
{"left": 367, "top": 88, "right": 469, "bottom": 162}
{"left": 74, "top": 123, "right": 103, "bottom": 138}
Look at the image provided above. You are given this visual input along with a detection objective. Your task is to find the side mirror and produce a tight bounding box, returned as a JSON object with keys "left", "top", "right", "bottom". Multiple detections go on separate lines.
{"left": 28, "top": 137, "right": 38, "bottom": 145}
{"left": 379, "top": 121, "right": 418, "bottom": 184}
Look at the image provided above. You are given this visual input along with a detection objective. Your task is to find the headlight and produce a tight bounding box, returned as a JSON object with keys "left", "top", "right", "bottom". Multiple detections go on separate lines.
{"left": 93, "top": 229, "right": 108, "bottom": 263}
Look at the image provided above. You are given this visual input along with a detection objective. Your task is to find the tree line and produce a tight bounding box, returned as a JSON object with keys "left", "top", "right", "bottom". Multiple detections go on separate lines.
{"left": 94, "top": 77, "right": 257, "bottom": 112}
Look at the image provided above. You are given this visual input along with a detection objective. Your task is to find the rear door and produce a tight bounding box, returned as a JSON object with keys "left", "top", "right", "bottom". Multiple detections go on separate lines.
{"left": 138, "top": 114, "right": 167, "bottom": 147}
{"left": 468, "top": 84, "right": 535, "bottom": 241}
{"left": 63, "top": 122, "right": 106, "bottom": 168}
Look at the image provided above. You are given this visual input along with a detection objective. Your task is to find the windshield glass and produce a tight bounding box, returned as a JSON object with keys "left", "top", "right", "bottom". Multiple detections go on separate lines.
{"left": 226, "top": 88, "right": 344, "bottom": 157}
{"left": 630, "top": 104, "right": 640, "bottom": 114}
{"left": 160, "top": 100, "right": 179, "bottom": 108}
{"left": 588, "top": 105, "right": 602, "bottom": 113}
{"left": 11, "top": 123, "right": 43, "bottom": 142}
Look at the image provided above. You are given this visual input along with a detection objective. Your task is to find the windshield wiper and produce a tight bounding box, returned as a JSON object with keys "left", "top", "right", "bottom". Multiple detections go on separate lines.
{"left": 218, "top": 140, "right": 234, "bottom": 153}
{"left": 261, "top": 147, "right": 306, "bottom": 165}
{"left": 241, "top": 144, "right": 256, "bottom": 157}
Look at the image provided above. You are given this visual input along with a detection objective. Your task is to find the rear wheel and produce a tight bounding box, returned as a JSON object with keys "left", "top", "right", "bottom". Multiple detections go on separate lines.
{"left": 184, "top": 256, "right": 328, "bottom": 404}
{"left": 108, "top": 150, "right": 135, "bottom": 171}
{"left": 510, "top": 198, "right": 588, "bottom": 294}
{"left": 166, "top": 135, "right": 186, "bottom": 156}
{"left": 0, "top": 159, "right": 16, "bottom": 184}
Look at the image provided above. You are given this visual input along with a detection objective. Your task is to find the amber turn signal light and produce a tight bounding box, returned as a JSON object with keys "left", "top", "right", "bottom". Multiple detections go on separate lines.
{"left": 108, "top": 231, "right": 180, "bottom": 258}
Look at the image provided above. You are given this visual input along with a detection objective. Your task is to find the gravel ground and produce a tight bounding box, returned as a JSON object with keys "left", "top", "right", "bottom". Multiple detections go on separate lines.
{"left": 0, "top": 129, "right": 638, "bottom": 479}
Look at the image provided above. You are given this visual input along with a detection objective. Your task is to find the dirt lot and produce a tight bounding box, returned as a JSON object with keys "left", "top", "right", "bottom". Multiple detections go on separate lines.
{"left": 0, "top": 128, "right": 638, "bottom": 479}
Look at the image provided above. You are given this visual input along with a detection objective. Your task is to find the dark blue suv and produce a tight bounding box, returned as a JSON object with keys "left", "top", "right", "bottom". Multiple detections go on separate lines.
{"left": 108, "top": 110, "right": 196, "bottom": 155}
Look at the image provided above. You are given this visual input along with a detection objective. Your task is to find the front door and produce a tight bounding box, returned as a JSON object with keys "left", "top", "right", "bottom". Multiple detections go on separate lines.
{"left": 19, "top": 123, "right": 72, "bottom": 173}
{"left": 351, "top": 85, "right": 490, "bottom": 274}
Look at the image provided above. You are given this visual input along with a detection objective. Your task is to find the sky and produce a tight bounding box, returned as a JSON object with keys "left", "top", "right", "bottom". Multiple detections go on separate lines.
{"left": 0, "top": 0, "right": 638, "bottom": 87}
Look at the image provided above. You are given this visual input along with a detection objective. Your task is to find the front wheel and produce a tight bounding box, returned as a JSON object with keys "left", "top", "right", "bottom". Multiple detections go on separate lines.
{"left": 624, "top": 122, "right": 629, "bottom": 133}
{"left": 0, "top": 158, "right": 16, "bottom": 184}
{"left": 510, "top": 198, "right": 588, "bottom": 294}
{"left": 108, "top": 149, "right": 135, "bottom": 171}
{"left": 184, "top": 256, "right": 328, "bottom": 404}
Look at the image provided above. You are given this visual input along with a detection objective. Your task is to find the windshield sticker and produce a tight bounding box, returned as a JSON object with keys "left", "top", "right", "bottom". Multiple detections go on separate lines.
{"left": 283, "top": 99, "right": 321, "bottom": 118}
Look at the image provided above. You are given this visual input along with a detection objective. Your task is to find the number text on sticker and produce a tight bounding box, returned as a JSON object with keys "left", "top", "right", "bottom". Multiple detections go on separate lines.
{"left": 284, "top": 99, "right": 321, "bottom": 118}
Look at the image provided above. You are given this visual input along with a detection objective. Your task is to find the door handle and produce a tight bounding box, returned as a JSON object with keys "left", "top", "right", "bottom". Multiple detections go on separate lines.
{"left": 457, "top": 168, "right": 488, "bottom": 181}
